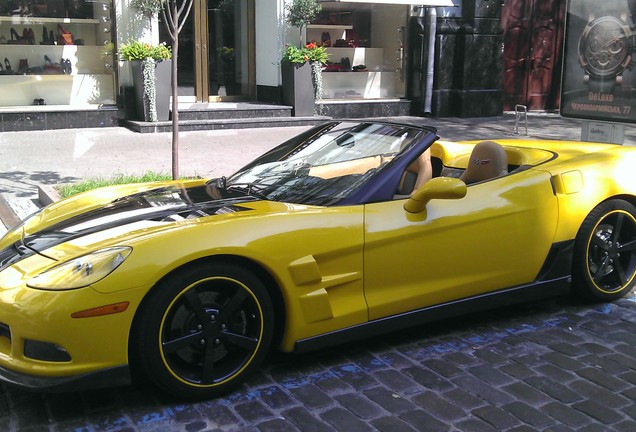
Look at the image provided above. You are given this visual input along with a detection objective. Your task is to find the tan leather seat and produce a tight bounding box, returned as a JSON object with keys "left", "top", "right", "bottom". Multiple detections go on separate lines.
{"left": 460, "top": 141, "right": 508, "bottom": 184}
{"left": 397, "top": 149, "right": 432, "bottom": 195}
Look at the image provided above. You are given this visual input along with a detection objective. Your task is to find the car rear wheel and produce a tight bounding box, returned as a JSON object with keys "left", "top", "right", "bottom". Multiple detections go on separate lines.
{"left": 133, "top": 262, "right": 274, "bottom": 399}
{"left": 573, "top": 199, "right": 636, "bottom": 302}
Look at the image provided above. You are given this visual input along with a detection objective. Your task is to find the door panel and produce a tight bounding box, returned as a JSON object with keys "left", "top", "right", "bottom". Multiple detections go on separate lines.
{"left": 159, "top": 0, "right": 254, "bottom": 102}
{"left": 502, "top": 0, "right": 532, "bottom": 109}
{"left": 207, "top": 0, "right": 253, "bottom": 100}
{"left": 363, "top": 171, "right": 559, "bottom": 321}
{"left": 502, "top": 0, "right": 565, "bottom": 111}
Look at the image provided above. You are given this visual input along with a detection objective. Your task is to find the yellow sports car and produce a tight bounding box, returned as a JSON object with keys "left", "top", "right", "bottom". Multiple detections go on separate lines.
{"left": 0, "top": 120, "right": 635, "bottom": 399}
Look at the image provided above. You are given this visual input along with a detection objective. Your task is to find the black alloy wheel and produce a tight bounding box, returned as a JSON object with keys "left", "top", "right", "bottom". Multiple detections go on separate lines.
{"left": 133, "top": 262, "right": 274, "bottom": 399}
{"left": 573, "top": 199, "right": 636, "bottom": 301}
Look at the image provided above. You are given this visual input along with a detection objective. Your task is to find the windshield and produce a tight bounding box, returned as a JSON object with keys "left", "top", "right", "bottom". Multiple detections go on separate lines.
{"left": 225, "top": 121, "right": 430, "bottom": 206}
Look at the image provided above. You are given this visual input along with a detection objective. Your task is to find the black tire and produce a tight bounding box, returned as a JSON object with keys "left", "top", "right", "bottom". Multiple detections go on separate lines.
{"left": 132, "top": 262, "right": 274, "bottom": 399}
{"left": 572, "top": 199, "right": 636, "bottom": 302}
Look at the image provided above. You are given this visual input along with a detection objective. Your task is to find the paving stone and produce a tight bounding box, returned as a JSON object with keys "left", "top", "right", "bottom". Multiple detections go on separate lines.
{"left": 410, "top": 390, "right": 466, "bottom": 422}
{"left": 580, "top": 342, "right": 616, "bottom": 355}
{"left": 442, "top": 351, "right": 479, "bottom": 367}
{"left": 172, "top": 403, "right": 204, "bottom": 424}
{"left": 541, "top": 401, "right": 593, "bottom": 428}
{"left": 607, "top": 331, "right": 636, "bottom": 346}
{"left": 235, "top": 400, "right": 275, "bottom": 423}
{"left": 443, "top": 388, "right": 486, "bottom": 411}
{"left": 579, "top": 353, "right": 630, "bottom": 374}
{"left": 332, "top": 364, "right": 379, "bottom": 390}
{"left": 575, "top": 367, "right": 631, "bottom": 392}
{"left": 454, "top": 418, "right": 498, "bottom": 432}
{"left": 422, "top": 358, "right": 463, "bottom": 378}
{"left": 622, "top": 386, "right": 636, "bottom": 400}
{"left": 569, "top": 380, "right": 631, "bottom": 409}
{"left": 452, "top": 375, "right": 513, "bottom": 405}
{"left": 513, "top": 353, "right": 544, "bottom": 368}
{"left": 288, "top": 384, "right": 333, "bottom": 410}
{"left": 200, "top": 402, "right": 242, "bottom": 428}
{"left": 524, "top": 376, "right": 583, "bottom": 403}
{"left": 257, "top": 418, "right": 299, "bottom": 432}
{"left": 363, "top": 386, "right": 415, "bottom": 414}
{"left": 507, "top": 426, "right": 539, "bottom": 432}
{"left": 403, "top": 366, "right": 454, "bottom": 392}
{"left": 314, "top": 374, "right": 352, "bottom": 395}
{"left": 399, "top": 409, "right": 449, "bottom": 432}
{"left": 321, "top": 407, "right": 375, "bottom": 432}
{"left": 579, "top": 423, "right": 618, "bottom": 432}
{"left": 471, "top": 348, "right": 508, "bottom": 365}
{"left": 282, "top": 407, "right": 333, "bottom": 432}
{"left": 542, "top": 351, "right": 586, "bottom": 370}
{"left": 372, "top": 369, "right": 420, "bottom": 395}
{"left": 615, "top": 343, "right": 636, "bottom": 358}
{"left": 621, "top": 402, "right": 636, "bottom": 421}
{"left": 614, "top": 420, "right": 636, "bottom": 432}
{"left": 378, "top": 351, "right": 416, "bottom": 369}
{"left": 502, "top": 381, "right": 553, "bottom": 405}
{"left": 472, "top": 406, "right": 521, "bottom": 430}
{"left": 346, "top": 351, "right": 389, "bottom": 373}
{"left": 370, "top": 415, "right": 419, "bottom": 432}
{"left": 604, "top": 352, "right": 636, "bottom": 370}
{"left": 334, "top": 392, "right": 383, "bottom": 420}
{"left": 502, "top": 401, "right": 555, "bottom": 428}
{"left": 547, "top": 341, "right": 587, "bottom": 357}
{"left": 534, "top": 364, "right": 577, "bottom": 383}
{"left": 573, "top": 399, "right": 626, "bottom": 425}
{"left": 468, "top": 364, "right": 515, "bottom": 386}
{"left": 184, "top": 420, "right": 207, "bottom": 432}
{"left": 499, "top": 363, "right": 536, "bottom": 380}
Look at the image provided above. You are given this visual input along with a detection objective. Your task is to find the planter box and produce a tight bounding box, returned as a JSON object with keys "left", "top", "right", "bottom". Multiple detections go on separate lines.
{"left": 281, "top": 61, "right": 315, "bottom": 117}
{"left": 131, "top": 60, "right": 171, "bottom": 122}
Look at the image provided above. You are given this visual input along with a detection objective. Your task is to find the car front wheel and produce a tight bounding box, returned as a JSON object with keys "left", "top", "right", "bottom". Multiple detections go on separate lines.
{"left": 133, "top": 262, "right": 274, "bottom": 399}
{"left": 573, "top": 199, "right": 636, "bottom": 302}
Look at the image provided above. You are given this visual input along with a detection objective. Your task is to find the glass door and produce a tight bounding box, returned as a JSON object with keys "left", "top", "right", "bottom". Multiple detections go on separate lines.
{"left": 160, "top": 0, "right": 254, "bottom": 102}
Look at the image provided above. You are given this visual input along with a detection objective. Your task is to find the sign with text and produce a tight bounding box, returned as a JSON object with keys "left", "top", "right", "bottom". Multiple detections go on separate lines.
{"left": 561, "top": 0, "right": 636, "bottom": 123}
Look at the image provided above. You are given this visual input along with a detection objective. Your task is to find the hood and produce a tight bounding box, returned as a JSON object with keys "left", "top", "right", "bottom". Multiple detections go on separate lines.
{"left": 0, "top": 184, "right": 257, "bottom": 268}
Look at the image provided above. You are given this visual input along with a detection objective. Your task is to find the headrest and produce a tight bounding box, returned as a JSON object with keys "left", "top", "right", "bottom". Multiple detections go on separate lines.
{"left": 460, "top": 141, "right": 508, "bottom": 184}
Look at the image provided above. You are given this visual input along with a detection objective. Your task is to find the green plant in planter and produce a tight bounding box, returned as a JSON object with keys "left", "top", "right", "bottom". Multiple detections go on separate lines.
{"left": 283, "top": 0, "right": 327, "bottom": 114}
{"left": 119, "top": 40, "right": 172, "bottom": 61}
{"left": 120, "top": 40, "right": 172, "bottom": 122}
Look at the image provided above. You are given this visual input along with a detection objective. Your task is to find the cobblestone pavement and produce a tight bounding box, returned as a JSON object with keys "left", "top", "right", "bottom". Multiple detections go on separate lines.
{"left": 0, "top": 295, "right": 634, "bottom": 431}
{"left": 1, "top": 117, "right": 636, "bottom": 431}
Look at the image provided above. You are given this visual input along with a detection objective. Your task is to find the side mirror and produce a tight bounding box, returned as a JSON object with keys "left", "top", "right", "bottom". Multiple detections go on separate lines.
{"left": 404, "top": 177, "right": 467, "bottom": 213}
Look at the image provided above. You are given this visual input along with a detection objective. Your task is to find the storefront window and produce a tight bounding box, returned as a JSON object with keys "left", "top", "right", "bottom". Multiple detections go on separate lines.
{"left": 309, "top": 1, "right": 408, "bottom": 100}
{"left": 0, "top": 0, "right": 115, "bottom": 107}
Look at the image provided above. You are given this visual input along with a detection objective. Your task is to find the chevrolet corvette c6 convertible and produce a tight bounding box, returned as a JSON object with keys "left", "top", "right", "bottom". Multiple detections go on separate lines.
{"left": 0, "top": 120, "right": 635, "bottom": 399}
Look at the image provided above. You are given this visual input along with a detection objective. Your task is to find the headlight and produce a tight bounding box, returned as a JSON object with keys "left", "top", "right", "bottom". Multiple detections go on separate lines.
{"left": 27, "top": 247, "right": 132, "bottom": 290}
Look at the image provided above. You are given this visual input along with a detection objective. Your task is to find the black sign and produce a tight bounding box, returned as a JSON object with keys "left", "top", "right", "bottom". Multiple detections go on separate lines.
{"left": 561, "top": 0, "right": 636, "bottom": 123}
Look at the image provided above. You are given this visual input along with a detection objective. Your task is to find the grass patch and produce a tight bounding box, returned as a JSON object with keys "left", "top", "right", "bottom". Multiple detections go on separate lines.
{"left": 57, "top": 171, "right": 178, "bottom": 198}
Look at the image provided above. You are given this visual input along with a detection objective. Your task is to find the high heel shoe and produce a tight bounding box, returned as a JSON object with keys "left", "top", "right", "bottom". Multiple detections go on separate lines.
{"left": 10, "top": 28, "right": 21, "bottom": 42}
{"left": 26, "top": 28, "right": 35, "bottom": 45}
{"left": 4, "top": 57, "right": 11, "bottom": 71}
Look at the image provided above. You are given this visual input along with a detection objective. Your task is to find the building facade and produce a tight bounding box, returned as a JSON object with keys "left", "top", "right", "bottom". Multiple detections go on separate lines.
{"left": 0, "top": 0, "right": 565, "bottom": 131}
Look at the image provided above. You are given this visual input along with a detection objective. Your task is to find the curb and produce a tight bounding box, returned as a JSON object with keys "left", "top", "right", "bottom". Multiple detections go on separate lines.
{"left": 38, "top": 184, "right": 62, "bottom": 207}
{"left": 0, "top": 194, "right": 20, "bottom": 229}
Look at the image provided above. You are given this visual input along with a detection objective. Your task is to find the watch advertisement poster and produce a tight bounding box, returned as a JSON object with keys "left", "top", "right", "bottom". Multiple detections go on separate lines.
{"left": 561, "top": 0, "right": 636, "bottom": 123}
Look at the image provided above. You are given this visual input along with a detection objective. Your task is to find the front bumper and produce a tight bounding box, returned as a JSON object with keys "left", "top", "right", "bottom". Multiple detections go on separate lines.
{"left": 0, "top": 253, "right": 149, "bottom": 391}
{"left": 0, "top": 364, "right": 131, "bottom": 392}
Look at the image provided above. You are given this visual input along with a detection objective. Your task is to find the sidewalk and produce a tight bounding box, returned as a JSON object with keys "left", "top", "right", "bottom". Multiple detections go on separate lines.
{"left": 1, "top": 113, "right": 634, "bottom": 234}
